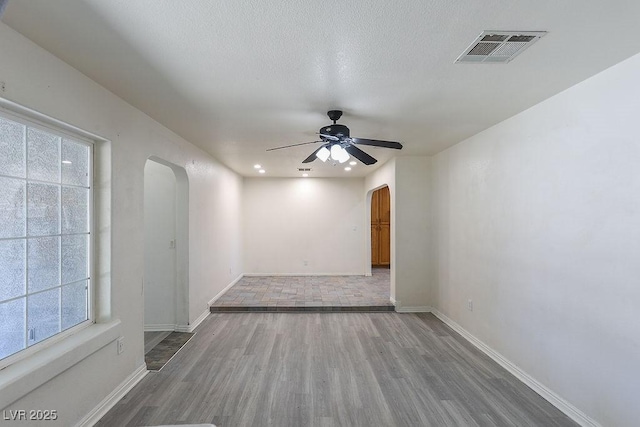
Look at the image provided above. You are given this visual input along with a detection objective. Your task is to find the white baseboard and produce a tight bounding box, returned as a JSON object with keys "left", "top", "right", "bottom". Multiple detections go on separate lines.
{"left": 431, "top": 310, "right": 601, "bottom": 427}
{"left": 392, "top": 299, "right": 432, "bottom": 313}
{"left": 175, "top": 309, "right": 209, "bottom": 333}
{"left": 143, "top": 324, "right": 176, "bottom": 332}
{"left": 76, "top": 364, "right": 147, "bottom": 427}
{"left": 396, "top": 306, "right": 432, "bottom": 313}
{"left": 144, "top": 309, "right": 215, "bottom": 335}
{"left": 396, "top": 305, "right": 433, "bottom": 313}
{"left": 208, "top": 273, "right": 244, "bottom": 306}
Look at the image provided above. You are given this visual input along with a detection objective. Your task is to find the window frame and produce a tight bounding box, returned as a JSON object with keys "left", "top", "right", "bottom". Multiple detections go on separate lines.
{"left": 0, "top": 107, "right": 95, "bottom": 370}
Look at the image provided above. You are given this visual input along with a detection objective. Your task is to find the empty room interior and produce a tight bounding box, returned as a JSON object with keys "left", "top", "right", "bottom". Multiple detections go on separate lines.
{"left": 0, "top": 1, "right": 638, "bottom": 426}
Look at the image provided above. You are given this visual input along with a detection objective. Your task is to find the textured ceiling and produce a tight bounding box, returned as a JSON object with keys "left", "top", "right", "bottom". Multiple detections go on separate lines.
{"left": 4, "top": 0, "right": 640, "bottom": 177}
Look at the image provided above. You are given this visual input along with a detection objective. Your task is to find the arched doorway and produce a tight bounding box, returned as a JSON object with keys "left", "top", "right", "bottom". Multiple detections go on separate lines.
{"left": 143, "top": 157, "right": 189, "bottom": 352}
{"left": 364, "top": 184, "right": 393, "bottom": 307}
{"left": 371, "top": 186, "right": 391, "bottom": 268}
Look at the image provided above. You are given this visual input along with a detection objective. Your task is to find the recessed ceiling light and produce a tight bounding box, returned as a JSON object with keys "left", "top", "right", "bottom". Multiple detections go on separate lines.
{"left": 349, "top": 161, "right": 356, "bottom": 166}
{"left": 62, "top": 160, "right": 72, "bottom": 164}
{"left": 344, "top": 167, "right": 351, "bottom": 171}
{"left": 254, "top": 164, "right": 261, "bottom": 169}
{"left": 302, "top": 173, "right": 308, "bottom": 177}
{"left": 259, "top": 169, "right": 265, "bottom": 174}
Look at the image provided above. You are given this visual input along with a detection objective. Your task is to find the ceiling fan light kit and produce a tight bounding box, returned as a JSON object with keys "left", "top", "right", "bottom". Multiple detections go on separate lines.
{"left": 316, "top": 146, "right": 330, "bottom": 162}
{"left": 329, "top": 144, "right": 350, "bottom": 163}
{"left": 267, "top": 110, "right": 403, "bottom": 166}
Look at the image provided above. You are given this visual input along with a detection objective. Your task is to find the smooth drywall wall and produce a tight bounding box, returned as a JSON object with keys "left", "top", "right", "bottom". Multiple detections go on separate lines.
{"left": 364, "top": 158, "right": 396, "bottom": 297}
{"left": 243, "top": 178, "right": 365, "bottom": 275}
{"left": 433, "top": 53, "right": 640, "bottom": 426}
{"left": 0, "top": 22, "right": 243, "bottom": 426}
{"left": 364, "top": 157, "right": 435, "bottom": 309}
{"left": 394, "top": 157, "right": 434, "bottom": 309}
{"left": 143, "top": 160, "right": 177, "bottom": 329}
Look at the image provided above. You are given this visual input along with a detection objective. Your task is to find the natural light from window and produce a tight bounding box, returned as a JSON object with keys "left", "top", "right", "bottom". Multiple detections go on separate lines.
{"left": 0, "top": 112, "right": 92, "bottom": 364}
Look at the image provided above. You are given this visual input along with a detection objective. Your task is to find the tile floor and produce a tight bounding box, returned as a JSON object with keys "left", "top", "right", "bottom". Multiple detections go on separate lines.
{"left": 144, "top": 331, "right": 170, "bottom": 354}
{"left": 210, "top": 268, "right": 393, "bottom": 312}
{"left": 145, "top": 331, "right": 195, "bottom": 371}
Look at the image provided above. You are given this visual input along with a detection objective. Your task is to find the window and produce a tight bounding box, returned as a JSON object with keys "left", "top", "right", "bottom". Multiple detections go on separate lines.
{"left": 0, "top": 111, "right": 92, "bottom": 364}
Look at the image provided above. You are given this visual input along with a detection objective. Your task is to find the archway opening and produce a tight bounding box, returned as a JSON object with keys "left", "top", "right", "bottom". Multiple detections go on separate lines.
{"left": 365, "top": 184, "right": 393, "bottom": 307}
{"left": 143, "top": 157, "right": 189, "bottom": 354}
{"left": 370, "top": 186, "right": 391, "bottom": 269}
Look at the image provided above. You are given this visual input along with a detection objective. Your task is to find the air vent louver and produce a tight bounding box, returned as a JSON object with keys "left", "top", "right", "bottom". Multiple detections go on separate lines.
{"left": 298, "top": 168, "right": 312, "bottom": 172}
{"left": 456, "top": 31, "right": 546, "bottom": 64}
{"left": 468, "top": 42, "right": 499, "bottom": 56}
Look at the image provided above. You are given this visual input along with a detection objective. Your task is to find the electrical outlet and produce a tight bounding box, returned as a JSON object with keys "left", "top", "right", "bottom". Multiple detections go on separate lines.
{"left": 467, "top": 299, "right": 473, "bottom": 312}
{"left": 117, "top": 337, "right": 124, "bottom": 355}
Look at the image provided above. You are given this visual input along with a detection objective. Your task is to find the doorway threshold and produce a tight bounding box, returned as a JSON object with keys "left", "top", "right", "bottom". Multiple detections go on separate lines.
{"left": 210, "top": 304, "right": 394, "bottom": 313}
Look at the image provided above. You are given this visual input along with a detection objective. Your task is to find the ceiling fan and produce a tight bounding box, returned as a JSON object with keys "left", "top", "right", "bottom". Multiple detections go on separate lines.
{"left": 266, "top": 110, "right": 403, "bottom": 165}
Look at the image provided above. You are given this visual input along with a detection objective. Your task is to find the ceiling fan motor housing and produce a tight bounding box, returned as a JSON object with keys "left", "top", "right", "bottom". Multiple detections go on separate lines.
{"left": 319, "top": 124, "right": 350, "bottom": 139}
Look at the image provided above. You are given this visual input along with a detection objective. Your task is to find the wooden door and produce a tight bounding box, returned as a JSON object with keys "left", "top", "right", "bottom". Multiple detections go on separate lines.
{"left": 371, "top": 186, "right": 390, "bottom": 267}
{"left": 371, "top": 224, "right": 380, "bottom": 266}
{"left": 371, "top": 189, "right": 380, "bottom": 265}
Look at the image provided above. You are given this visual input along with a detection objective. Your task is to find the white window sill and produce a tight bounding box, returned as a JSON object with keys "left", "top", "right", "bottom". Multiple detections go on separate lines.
{"left": 0, "top": 319, "right": 121, "bottom": 410}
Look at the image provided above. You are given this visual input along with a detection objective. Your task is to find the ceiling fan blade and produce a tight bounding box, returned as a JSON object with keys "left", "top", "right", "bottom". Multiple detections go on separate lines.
{"left": 266, "top": 140, "right": 321, "bottom": 152}
{"left": 345, "top": 145, "right": 377, "bottom": 165}
{"left": 302, "top": 146, "right": 324, "bottom": 163}
{"left": 351, "top": 138, "right": 403, "bottom": 150}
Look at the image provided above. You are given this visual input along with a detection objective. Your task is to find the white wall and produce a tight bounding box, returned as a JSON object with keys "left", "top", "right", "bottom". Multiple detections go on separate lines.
{"left": 394, "top": 157, "right": 434, "bottom": 310}
{"left": 433, "top": 53, "right": 640, "bottom": 427}
{"left": 243, "top": 178, "right": 365, "bottom": 275}
{"left": 0, "top": 22, "right": 243, "bottom": 426}
{"left": 144, "top": 160, "right": 177, "bottom": 330}
{"left": 364, "top": 157, "right": 435, "bottom": 309}
{"left": 364, "top": 160, "right": 396, "bottom": 295}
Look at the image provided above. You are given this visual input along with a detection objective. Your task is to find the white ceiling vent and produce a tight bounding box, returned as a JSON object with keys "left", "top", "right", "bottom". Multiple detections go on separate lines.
{"left": 456, "top": 31, "right": 546, "bottom": 64}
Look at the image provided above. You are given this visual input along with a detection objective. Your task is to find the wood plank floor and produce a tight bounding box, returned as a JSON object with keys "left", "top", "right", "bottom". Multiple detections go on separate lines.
{"left": 98, "top": 313, "right": 577, "bottom": 427}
